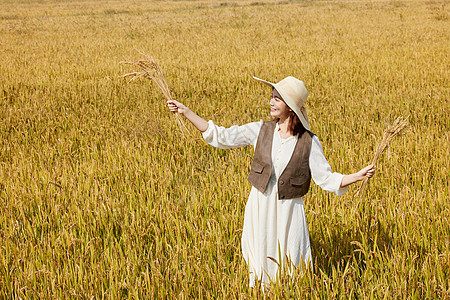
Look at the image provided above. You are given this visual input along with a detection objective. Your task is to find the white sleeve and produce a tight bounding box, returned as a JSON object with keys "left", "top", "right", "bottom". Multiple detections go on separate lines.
{"left": 202, "top": 120, "right": 263, "bottom": 149}
{"left": 309, "top": 135, "right": 348, "bottom": 196}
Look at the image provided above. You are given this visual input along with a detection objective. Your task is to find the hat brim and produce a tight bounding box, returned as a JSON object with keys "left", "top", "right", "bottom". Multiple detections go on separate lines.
{"left": 253, "top": 76, "right": 311, "bottom": 131}
{"left": 253, "top": 76, "right": 275, "bottom": 87}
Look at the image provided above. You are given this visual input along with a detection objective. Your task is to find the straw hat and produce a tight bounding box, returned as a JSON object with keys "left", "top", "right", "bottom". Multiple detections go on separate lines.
{"left": 253, "top": 76, "right": 310, "bottom": 131}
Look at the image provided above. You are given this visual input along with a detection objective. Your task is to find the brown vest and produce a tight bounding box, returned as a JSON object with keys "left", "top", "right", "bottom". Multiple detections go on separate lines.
{"left": 247, "top": 120, "right": 313, "bottom": 200}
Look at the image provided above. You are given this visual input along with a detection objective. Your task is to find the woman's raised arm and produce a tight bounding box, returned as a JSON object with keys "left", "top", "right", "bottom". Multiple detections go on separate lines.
{"left": 168, "top": 99, "right": 262, "bottom": 149}
{"left": 167, "top": 100, "right": 209, "bottom": 132}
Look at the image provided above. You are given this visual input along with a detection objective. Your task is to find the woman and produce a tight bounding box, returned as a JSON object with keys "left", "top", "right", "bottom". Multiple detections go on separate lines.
{"left": 167, "top": 76, "right": 375, "bottom": 287}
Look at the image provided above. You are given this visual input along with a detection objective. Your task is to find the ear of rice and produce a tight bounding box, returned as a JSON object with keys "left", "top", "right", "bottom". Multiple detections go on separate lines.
{"left": 120, "top": 50, "right": 196, "bottom": 139}
{"left": 354, "top": 116, "right": 410, "bottom": 200}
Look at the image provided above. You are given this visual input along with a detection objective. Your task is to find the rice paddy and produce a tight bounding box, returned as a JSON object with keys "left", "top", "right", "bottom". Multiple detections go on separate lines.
{"left": 0, "top": 0, "right": 448, "bottom": 298}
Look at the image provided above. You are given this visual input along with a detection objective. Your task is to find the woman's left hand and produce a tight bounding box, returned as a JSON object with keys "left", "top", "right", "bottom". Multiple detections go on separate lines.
{"left": 340, "top": 164, "right": 376, "bottom": 188}
{"left": 355, "top": 164, "right": 376, "bottom": 181}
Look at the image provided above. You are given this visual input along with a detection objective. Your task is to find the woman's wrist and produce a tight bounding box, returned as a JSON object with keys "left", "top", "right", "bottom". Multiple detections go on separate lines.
{"left": 340, "top": 164, "right": 375, "bottom": 188}
{"left": 180, "top": 107, "right": 191, "bottom": 119}
{"left": 340, "top": 173, "right": 358, "bottom": 188}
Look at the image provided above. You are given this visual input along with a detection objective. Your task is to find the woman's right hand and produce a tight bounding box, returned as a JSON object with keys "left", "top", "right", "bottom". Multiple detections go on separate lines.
{"left": 167, "top": 100, "right": 190, "bottom": 115}
{"left": 167, "top": 100, "right": 209, "bottom": 132}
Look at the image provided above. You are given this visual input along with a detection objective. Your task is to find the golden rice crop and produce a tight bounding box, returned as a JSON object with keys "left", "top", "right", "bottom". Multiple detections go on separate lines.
{"left": 120, "top": 52, "right": 193, "bottom": 138}
{"left": 355, "top": 115, "right": 410, "bottom": 200}
{"left": 0, "top": 0, "right": 448, "bottom": 298}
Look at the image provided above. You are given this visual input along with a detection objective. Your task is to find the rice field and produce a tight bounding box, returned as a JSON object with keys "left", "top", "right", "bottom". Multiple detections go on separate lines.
{"left": 0, "top": 0, "right": 449, "bottom": 298}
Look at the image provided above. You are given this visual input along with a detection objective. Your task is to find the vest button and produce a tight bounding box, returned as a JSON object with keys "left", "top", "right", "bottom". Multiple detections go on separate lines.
{"left": 279, "top": 180, "right": 284, "bottom": 185}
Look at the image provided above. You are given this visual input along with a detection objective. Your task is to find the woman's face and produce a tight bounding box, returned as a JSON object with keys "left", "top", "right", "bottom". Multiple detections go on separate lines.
{"left": 270, "top": 88, "right": 291, "bottom": 119}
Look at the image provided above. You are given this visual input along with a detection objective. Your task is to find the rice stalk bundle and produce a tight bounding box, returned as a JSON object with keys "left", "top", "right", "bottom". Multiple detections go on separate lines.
{"left": 355, "top": 116, "right": 410, "bottom": 199}
{"left": 120, "top": 50, "right": 192, "bottom": 137}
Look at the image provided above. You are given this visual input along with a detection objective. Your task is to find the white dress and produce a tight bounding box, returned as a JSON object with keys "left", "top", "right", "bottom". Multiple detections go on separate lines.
{"left": 202, "top": 120, "right": 348, "bottom": 287}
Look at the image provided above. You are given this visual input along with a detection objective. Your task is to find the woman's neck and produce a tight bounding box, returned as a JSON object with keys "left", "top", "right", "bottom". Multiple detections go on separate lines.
{"left": 277, "top": 117, "right": 293, "bottom": 138}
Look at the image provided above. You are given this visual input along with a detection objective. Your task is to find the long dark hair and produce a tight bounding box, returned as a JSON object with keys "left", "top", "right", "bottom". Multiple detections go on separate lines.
{"left": 272, "top": 88, "right": 306, "bottom": 136}
{"left": 273, "top": 111, "right": 306, "bottom": 135}
{"left": 274, "top": 112, "right": 306, "bottom": 136}
{"left": 289, "top": 111, "right": 306, "bottom": 136}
